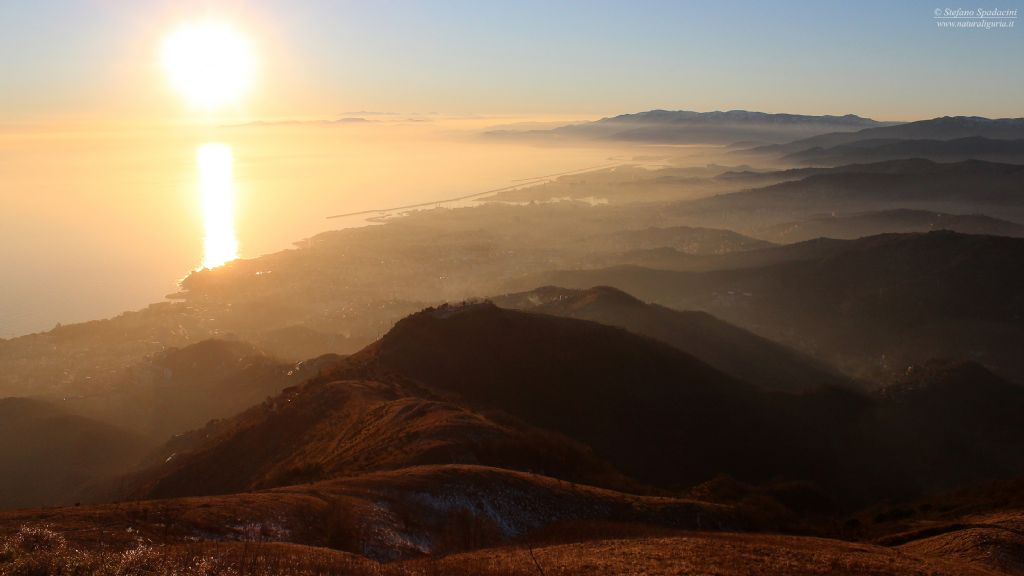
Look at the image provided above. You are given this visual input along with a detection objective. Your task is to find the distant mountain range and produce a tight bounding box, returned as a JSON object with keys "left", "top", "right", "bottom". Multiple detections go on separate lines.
{"left": 746, "top": 116, "right": 1024, "bottom": 160}
{"left": 583, "top": 225, "right": 773, "bottom": 255}
{"left": 678, "top": 159, "right": 1024, "bottom": 229}
{"left": 525, "top": 231, "right": 1024, "bottom": 384}
{"left": 780, "top": 137, "right": 1024, "bottom": 166}
{"left": 487, "top": 109, "right": 891, "bottom": 144}
{"left": 761, "top": 209, "right": 1024, "bottom": 243}
{"left": 491, "top": 111, "right": 1024, "bottom": 162}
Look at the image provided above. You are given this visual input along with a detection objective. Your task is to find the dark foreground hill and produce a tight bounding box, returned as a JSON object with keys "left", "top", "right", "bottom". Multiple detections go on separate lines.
{"left": 0, "top": 526, "right": 1004, "bottom": 575}
{"left": 4, "top": 465, "right": 748, "bottom": 562}
{"left": 22, "top": 465, "right": 1022, "bottom": 575}
{"left": 371, "top": 305, "right": 1024, "bottom": 496}
{"left": 351, "top": 304, "right": 850, "bottom": 489}
{"left": 6, "top": 299, "right": 1024, "bottom": 574}
{"left": 492, "top": 286, "right": 850, "bottom": 392}
{"left": 132, "top": 304, "right": 793, "bottom": 496}
{"left": 132, "top": 378, "right": 625, "bottom": 500}
{"left": 873, "top": 360, "right": 1024, "bottom": 487}
{"left": 128, "top": 298, "right": 1024, "bottom": 507}
{"left": 0, "top": 397, "right": 145, "bottom": 509}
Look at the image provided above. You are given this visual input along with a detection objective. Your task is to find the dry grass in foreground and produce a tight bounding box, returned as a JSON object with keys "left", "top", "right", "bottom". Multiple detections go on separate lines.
{"left": 0, "top": 525, "right": 376, "bottom": 575}
{"left": 421, "top": 533, "right": 1000, "bottom": 576}
{"left": 3, "top": 525, "right": 1011, "bottom": 576}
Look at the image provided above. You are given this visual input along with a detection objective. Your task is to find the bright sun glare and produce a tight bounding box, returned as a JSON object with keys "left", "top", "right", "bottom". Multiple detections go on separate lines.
{"left": 162, "top": 21, "right": 256, "bottom": 109}
{"left": 197, "top": 143, "right": 239, "bottom": 269}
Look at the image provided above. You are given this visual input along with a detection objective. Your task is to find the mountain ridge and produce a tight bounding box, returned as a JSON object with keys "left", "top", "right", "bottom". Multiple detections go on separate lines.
{"left": 749, "top": 116, "right": 1024, "bottom": 157}
{"left": 492, "top": 285, "right": 851, "bottom": 392}
{"left": 489, "top": 109, "right": 891, "bottom": 144}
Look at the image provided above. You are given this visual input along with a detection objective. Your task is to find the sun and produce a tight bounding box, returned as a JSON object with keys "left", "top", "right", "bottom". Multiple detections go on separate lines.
{"left": 162, "top": 21, "right": 256, "bottom": 109}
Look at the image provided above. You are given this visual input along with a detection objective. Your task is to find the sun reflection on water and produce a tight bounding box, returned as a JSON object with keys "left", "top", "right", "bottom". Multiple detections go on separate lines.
{"left": 196, "top": 143, "right": 238, "bottom": 269}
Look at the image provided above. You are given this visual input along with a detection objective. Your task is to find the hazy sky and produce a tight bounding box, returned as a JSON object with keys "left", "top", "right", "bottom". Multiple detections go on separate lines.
{"left": 2, "top": 0, "right": 1023, "bottom": 122}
